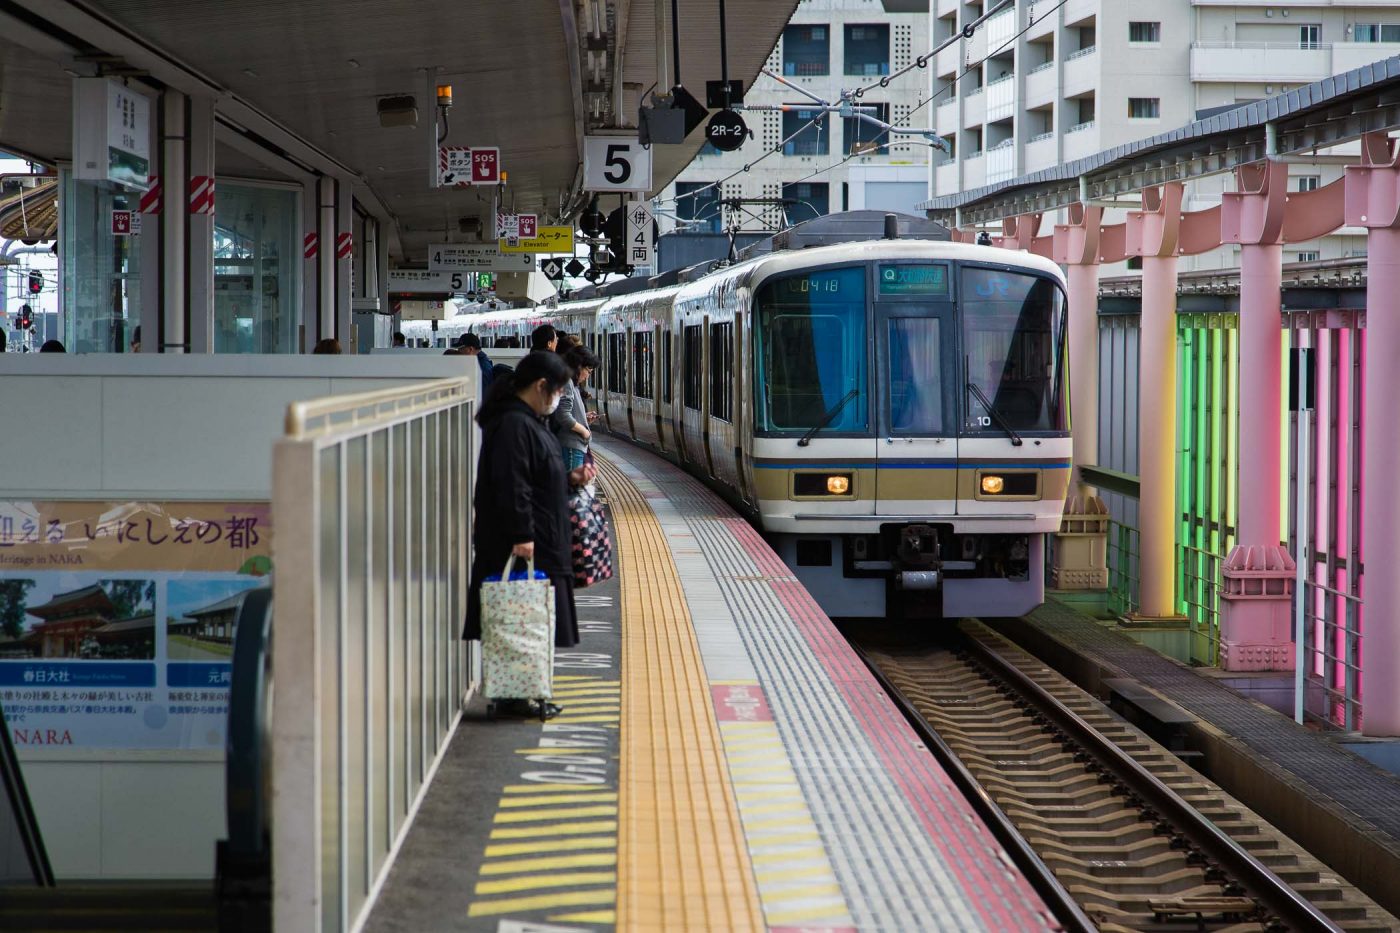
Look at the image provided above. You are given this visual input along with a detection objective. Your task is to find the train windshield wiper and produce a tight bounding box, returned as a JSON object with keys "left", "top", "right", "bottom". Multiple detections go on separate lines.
{"left": 967, "top": 382, "right": 1024, "bottom": 446}
{"left": 797, "top": 388, "right": 859, "bottom": 447}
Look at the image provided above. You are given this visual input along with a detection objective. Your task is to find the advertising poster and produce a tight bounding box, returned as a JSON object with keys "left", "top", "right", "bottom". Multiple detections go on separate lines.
{"left": 0, "top": 500, "right": 271, "bottom": 751}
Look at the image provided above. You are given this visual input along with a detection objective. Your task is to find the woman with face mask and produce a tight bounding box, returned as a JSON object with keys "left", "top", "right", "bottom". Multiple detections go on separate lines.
{"left": 463, "top": 351, "right": 595, "bottom": 718}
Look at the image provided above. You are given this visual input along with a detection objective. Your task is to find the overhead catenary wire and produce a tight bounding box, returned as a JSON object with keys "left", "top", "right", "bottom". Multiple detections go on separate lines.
{"left": 655, "top": 0, "right": 1060, "bottom": 212}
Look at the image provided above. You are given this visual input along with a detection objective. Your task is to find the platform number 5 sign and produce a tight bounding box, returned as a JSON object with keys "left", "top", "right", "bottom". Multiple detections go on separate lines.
{"left": 583, "top": 136, "right": 653, "bottom": 193}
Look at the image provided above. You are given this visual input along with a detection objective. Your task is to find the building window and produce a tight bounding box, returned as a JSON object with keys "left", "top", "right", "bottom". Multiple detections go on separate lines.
{"left": 710, "top": 322, "right": 734, "bottom": 422}
{"left": 1296, "top": 251, "right": 1321, "bottom": 263}
{"left": 1299, "top": 24, "right": 1321, "bottom": 49}
{"left": 782, "top": 109, "right": 829, "bottom": 156}
{"left": 843, "top": 102, "right": 890, "bottom": 155}
{"left": 844, "top": 24, "right": 890, "bottom": 76}
{"left": 676, "top": 182, "right": 722, "bottom": 234}
{"left": 632, "top": 331, "right": 653, "bottom": 400}
{"left": 1126, "top": 257, "right": 1143, "bottom": 270}
{"left": 1128, "top": 97, "right": 1160, "bottom": 119}
{"left": 782, "top": 182, "right": 829, "bottom": 225}
{"left": 1128, "top": 21, "right": 1160, "bottom": 43}
{"left": 1296, "top": 175, "right": 1320, "bottom": 193}
{"left": 1354, "top": 24, "right": 1400, "bottom": 42}
{"left": 683, "top": 324, "right": 703, "bottom": 410}
{"left": 783, "top": 24, "right": 829, "bottom": 76}
{"left": 662, "top": 331, "right": 673, "bottom": 404}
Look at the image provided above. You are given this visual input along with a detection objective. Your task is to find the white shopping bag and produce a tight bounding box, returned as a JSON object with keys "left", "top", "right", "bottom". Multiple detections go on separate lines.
{"left": 480, "top": 555, "right": 555, "bottom": 700}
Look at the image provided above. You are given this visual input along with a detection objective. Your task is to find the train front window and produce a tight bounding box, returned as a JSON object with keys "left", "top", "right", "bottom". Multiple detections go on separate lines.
{"left": 961, "top": 268, "right": 1067, "bottom": 433}
{"left": 755, "top": 266, "right": 868, "bottom": 434}
{"left": 888, "top": 317, "right": 944, "bottom": 434}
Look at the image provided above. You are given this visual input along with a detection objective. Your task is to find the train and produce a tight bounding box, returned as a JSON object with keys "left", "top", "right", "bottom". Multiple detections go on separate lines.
{"left": 445, "top": 215, "right": 1072, "bottom": 620}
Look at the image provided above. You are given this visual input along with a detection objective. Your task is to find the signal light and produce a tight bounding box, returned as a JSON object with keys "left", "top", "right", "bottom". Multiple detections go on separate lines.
{"left": 27, "top": 271, "right": 43, "bottom": 294}
{"left": 17, "top": 303, "right": 33, "bottom": 330}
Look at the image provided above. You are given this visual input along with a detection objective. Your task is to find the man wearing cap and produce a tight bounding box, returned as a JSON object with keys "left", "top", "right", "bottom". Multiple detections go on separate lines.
{"left": 455, "top": 333, "right": 495, "bottom": 391}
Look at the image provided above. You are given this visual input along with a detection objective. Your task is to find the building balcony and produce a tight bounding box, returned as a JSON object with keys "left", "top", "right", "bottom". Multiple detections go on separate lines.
{"left": 936, "top": 97, "right": 960, "bottom": 137}
{"left": 1064, "top": 0, "right": 1098, "bottom": 28}
{"left": 986, "top": 141, "right": 1017, "bottom": 184}
{"left": 985, "top": 7, "right": 1015, "bottom": 51}
{"left": 986, "top": 74, "right": 1015, "bottom": 123}
{"left": 962, "top": 152, "right": 986, "bottom": 190}
{"left": 1063, "top": 121, "right": 1099, "bottom": 163}
{"left": 1024, "top": 133, "right": 1058, "bottom": 173}
{"left": 1025, "top": 61, "right": 1057, "bottom": 109}
{"left": 963, "top": 86, "right": 986, "bottom": 128}
{"left": 1190, "top": 41, "right": 1330, "bottom": 83}
{"left": 935, "top": 43, "right": 960, "bottom": 78}
{"left": 935, "top": 159, "right": 959, "bottom": 196}
{"left": 1063, "top": 46, "right": 1098, "bottom": 99}
{"left": 935, "top": 0, "right": 958, "bottom": 17}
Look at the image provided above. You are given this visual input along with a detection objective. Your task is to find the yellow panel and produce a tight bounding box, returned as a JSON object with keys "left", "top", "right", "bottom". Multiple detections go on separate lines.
{"left": 876, "top": 468, "right": 958, "bottom": 500}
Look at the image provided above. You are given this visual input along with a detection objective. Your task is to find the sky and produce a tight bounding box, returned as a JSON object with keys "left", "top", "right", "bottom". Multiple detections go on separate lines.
{"left": 166, "top": 577, "right": 266, "bottom": 621}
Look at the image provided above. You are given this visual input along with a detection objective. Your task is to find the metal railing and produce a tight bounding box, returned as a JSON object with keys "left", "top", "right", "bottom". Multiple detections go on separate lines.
{"left": 1107, "top": 519, "right": 1141, "bottom": 618}
{"left": 0, "top": 697, "right": 52, "bottom": 886}
{"left": 1300, "top": 578, "right": 1364, "bottom": 731}
{"left": 1066, "top": 120, "right": 1096, "bottom": 134}
{"left": 272, "top": 376, "right": 476, "bottom": 933}
{"left": 1066, "top": 45, "right": 1097, "bottom": 61}
{"left": 1179, "top": 544, "right": 1226, "bottom": 666}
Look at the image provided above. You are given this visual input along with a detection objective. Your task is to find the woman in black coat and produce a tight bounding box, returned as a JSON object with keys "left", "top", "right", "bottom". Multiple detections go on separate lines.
{"left": 463, "top": 351, "right": 594, "bottom": 718}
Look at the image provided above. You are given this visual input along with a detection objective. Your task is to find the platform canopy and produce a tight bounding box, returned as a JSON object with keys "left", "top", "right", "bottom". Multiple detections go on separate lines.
{"left": 0, "top": 0, "right": 796, "bottom": 262}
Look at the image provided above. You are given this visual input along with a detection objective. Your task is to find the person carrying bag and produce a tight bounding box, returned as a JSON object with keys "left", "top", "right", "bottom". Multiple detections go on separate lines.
{"left": 570, "top": 484, "right": 613, "bottom": 588}
{"left": 463, "top": 352, "right": 595, "bottom": 720}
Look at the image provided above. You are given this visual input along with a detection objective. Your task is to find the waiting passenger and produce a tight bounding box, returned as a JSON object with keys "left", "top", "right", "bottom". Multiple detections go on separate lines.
{"left": 392, "top": 331, "right": 406, "bottom": 348}
{"left": 558, "top": 333, "right": 582, "bottom": 353}
{"left": 39, "top": 339, "right": 64, "bottom": 353}
{"left": 463, "top": 352, "right": 595, "bottom": 719}
{"left": 455, "top": 333, "right": 495, "bottom": 391}
{"left": 530, "top": 323, "right": 558, "bottom": 353}
{"left": 554, "top": 346, "right": 599, "bottom": 470}
{"left": 312, "top": 338, "right": 342, "bottom": 355}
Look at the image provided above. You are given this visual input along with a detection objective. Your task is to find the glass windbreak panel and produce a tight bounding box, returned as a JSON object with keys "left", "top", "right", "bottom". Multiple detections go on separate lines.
{"left": 60, "top": 171, "right": 141, "bottom": 353}
{"left": 755, "top": 266, "right": 868, "bottom": 434}
{"left": 214, "top": 183, "right": 299, "bottom": 353}
{"left": 961, "top": 267, "right": 1067, "bottom": 433}
{"left": 888, "top": 318, "right": 944, "bottom": 435}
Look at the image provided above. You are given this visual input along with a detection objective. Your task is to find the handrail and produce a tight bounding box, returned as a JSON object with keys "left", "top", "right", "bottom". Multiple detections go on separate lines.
{"left": 285, "top": 376, "right": 473, "bottom": 438}
{"left": 217, "top": 587, "right": 274, "bottom": 929}
{"left": 1080, "top": 463, "right": 1140, "bottom": 499}
{"left": 1065, "top": 45, "right": 1097, "bottom": 61}
{"left": 0, "top": 698, "right": 53, "bottom": 886}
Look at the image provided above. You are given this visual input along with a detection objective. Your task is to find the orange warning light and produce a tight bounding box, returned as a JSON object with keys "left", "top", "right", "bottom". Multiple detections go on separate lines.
{"left": 436, "top": 85, "right": 453, "bottom": 105}
{"left": 499, "top": 170, "right": 508, "bottom": 185}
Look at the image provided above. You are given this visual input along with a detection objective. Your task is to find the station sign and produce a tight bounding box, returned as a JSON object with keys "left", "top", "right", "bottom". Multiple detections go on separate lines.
{"left": 626, "top": 199, "right": 654, "bottom": 268}
{"left": 74, "top": 77, "right": 151, "bottom": 190}
{"left": 583, "top": 136, "right": 653, "bottom": 193}
{"left": 386, "top": 269, "right": 484, "bottom": 294}
{"left": 438, "top": 146, "right": 502, "bottom": 188}
{"left": 499, "top": 226, "right": 575, "bottom": 254}
{"left": 428, "top": 243, "right": 535, "bottom": 273}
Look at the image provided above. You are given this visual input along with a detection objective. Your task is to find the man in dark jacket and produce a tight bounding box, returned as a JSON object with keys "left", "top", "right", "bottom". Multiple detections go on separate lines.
{"left": 455, "top": 333, "right": 495, "bottom": 391}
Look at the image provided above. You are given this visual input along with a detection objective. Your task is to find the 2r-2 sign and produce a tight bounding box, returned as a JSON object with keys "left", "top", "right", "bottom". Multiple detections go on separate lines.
{"left": 583, "top": 136, "right": 653, "bottom": 193}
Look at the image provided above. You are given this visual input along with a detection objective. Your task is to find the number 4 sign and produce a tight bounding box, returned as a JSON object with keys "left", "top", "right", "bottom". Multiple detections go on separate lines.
{"left": 583, "top": 136, "right": 653, "bottom": 192}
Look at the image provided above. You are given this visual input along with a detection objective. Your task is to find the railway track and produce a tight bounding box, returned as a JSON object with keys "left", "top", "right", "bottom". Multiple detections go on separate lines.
{"left": 855, "top": 621, "right": 1399, "bottom": 933}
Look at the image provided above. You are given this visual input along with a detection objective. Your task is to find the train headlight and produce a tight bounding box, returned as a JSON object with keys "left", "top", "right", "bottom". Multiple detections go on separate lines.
{"left": 981, "top": 475, "right": 1006, "bottom": 495}
{"left": 826, "top": 475, "right": 850, "bottom": 495}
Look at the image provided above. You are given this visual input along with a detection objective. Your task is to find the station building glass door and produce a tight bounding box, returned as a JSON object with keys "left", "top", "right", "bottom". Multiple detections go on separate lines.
{"left": 59, "top": 169, "right": 141, "bottom": 353}
{"left": 214, "top": 181, "right": 299, "bottom": 353}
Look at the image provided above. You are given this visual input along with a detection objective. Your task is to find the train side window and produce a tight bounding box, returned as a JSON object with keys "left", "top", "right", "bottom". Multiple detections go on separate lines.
{"left": 709, "top": 322, "right": 734, "bottom": 422}
{"left": 633, "top": 331, "right": 653, "bottom": 400}
{"left": 607, "top": 332, "right": 627, "bottom": 392}
{"left": 662, "top": 331, "right": 674, "bottom": 404}
{"left": 683, "top": 324, "right": 703, "bottom": 410}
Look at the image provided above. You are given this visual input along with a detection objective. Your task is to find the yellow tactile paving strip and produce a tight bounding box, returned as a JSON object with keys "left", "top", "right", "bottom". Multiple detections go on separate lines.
{"left": 598, "top": 458, "right": 766, "bottom": 932}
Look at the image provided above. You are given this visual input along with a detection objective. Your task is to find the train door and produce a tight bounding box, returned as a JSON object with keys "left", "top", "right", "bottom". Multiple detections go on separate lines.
{"left": 873, "top": 262, "right": 959, "bottom": 517}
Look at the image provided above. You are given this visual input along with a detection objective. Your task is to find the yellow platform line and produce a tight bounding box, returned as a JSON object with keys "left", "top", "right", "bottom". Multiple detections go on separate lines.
{"left": 598, "top": 453, "right": 764, "bottom": 932}
{"left": 474, "top": 870, "right": 616, "bottom": 896}
{"left": 479, "top": 852, "right": 618, "bottom": 876}
{"left": 550, "top": 910, "right": 617, "bottom": 924}
{"left": 497, "top": 792, "right": 618, "bottom": 807}
{"left": 484, "top": 836, "right": 617, "bottom": 857}
{"left": 489, "top": 820, "right": 618, "bottom": 840}
{"left": 503, "top": 783, "right": 614, "bottom": 795}
{"left": 492, "top": 805, "right": 617, "bottom": 824}
{"left": 466, "top": 888, "right": 616, "bottom": 917}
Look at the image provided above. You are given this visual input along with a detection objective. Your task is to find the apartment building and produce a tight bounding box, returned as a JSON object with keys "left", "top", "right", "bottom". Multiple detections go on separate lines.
{"left": 930, "top": 1, "right": 1400, "bottom": 268}
{"left": 657, "top": 0, "right": 931, "bottom": 237}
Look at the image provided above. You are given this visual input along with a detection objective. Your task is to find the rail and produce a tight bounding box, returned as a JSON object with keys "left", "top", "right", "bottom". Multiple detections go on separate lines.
{"left": 962, "top": 636, "right": 1344, "bottom": 932}
{"left": 272, "top": 375, "right": 477, "bottom": 933}
{"left": 852, "top": 645, "right": 1097, "bottom": 933}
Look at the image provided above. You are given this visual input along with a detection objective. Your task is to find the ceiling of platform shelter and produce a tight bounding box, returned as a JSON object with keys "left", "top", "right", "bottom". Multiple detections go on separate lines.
{"left": 0, "top": 0, "right": 797, "bottom": 263}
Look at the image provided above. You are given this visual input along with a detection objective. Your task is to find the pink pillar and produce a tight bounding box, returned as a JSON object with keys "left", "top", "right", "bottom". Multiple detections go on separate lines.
{"left": 1345, "top": 134, "right": 1400, "bottom": 736}
{"left": 1218, "top": 161, "right": 1295, "bottom": 671}
{"left": 1054, "top": 203, "right": 1105, "bottom": 500}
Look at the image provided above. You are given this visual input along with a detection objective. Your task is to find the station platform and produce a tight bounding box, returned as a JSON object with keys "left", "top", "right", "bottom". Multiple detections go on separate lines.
{"left": 995, "top": 602, "right": 1400, "bottom": 920}
{"left": 365, "top": 438, "right": 1057, "bottom": 932}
